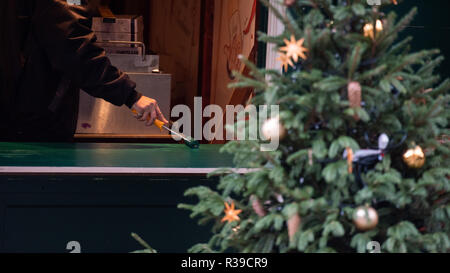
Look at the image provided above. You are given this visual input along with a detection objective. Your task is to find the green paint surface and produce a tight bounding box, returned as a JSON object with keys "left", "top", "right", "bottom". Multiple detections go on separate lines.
{"left": 0, "top": 143, "right": 234, "bottom": 168}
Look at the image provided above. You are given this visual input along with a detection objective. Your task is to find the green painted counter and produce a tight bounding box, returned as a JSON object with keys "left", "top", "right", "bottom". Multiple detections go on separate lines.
{"left": 0, "top": 143, "right": 243, "bottom": 175}
{"left": 0, "top": 143, "right": 236, "bottom": 253}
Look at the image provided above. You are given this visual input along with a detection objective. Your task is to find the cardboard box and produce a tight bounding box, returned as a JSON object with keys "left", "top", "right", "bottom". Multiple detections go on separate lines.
{"left": 92, "top": 15, "right": 144, "bottom": 34}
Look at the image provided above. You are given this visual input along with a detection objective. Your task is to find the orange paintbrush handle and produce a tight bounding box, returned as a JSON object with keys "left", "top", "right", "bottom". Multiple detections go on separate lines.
{"left": 131, "top": 109, "right": 165, "bottom": 131}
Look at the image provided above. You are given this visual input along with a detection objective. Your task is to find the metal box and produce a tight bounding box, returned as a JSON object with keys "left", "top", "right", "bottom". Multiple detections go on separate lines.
{"left": 92, "top": 15, "right": 144, "bottom": 34}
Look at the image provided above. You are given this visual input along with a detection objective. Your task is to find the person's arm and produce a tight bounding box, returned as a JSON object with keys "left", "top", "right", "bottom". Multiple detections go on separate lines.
{"left": 32, "top": 0, "right": 167, "bottom": 125}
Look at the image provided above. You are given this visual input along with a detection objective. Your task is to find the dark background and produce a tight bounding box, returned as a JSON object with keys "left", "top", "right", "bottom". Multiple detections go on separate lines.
{"left": 388, "top": 0, "right": 450, "bottom": 79}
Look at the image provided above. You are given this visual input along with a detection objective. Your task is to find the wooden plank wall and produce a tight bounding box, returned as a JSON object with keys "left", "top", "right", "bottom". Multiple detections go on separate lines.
{"left": 148, "top": 0, "right": 202, "bottom": 111}
{"left": 210, "top": 0, "right": 257, "bottom": 110}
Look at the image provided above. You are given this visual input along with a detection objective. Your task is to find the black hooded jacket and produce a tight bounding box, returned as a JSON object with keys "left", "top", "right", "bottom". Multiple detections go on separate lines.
{"left": 1, "top": 0, "right": 141, "bottom": 141}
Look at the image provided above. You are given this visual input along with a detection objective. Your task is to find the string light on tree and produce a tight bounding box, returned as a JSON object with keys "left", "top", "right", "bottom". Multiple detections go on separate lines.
{"left": 232, "top": 226, "right": 241, "bottom": 234}
{"left": 364, "top": 20, "right": 383, "bottom": 40}
{"left": 230, "top": 225, "right": 241, "bottom": 240}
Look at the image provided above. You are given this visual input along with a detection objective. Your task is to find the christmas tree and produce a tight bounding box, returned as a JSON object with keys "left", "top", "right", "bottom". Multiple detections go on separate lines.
{"left": 179, "top": 0, "right": 450, "bottom": 253}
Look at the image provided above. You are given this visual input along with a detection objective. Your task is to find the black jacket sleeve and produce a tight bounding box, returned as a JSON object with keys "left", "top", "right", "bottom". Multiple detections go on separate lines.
{"left": 32, "top": 0, "right": 141, "bottom": 108}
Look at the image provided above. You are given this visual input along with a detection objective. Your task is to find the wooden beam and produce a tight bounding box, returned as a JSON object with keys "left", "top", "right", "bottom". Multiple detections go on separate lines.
{"left": 98, "top": 5, "right": 115, "bottom": 17}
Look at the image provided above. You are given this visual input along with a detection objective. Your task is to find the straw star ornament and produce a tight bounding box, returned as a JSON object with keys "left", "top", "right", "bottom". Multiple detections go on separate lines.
{"left": 280, "top": 35, "right": 308, "bottom": 63}
{"left": 277, "top": 52, "right": 294, "bottom": 72}
{"left": 221, "top": 201, "right": 242, "bottom": 223}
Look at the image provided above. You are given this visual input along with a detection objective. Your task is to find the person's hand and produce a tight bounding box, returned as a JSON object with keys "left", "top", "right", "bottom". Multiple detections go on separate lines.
{"left": 132, "top": 96, "right": 169, "bottom": 126}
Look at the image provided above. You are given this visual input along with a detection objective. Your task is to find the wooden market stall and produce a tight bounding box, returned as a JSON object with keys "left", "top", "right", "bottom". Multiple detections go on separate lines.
{"left": 0, "top": 0, "right": 264, "bottom": 253}
{"left": 74, "top": 0, "right": 261, "bottom": 142}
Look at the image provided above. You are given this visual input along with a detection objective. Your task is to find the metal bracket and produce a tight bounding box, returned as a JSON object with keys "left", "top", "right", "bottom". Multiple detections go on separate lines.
{"left": 97, "top": 40, "right": 147, "bottom": 62}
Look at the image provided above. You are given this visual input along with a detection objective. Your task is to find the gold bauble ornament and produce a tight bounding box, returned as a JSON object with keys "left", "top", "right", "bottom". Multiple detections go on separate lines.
{"left": 353, "top": 206, "right": 379, "bottom": 231}
{"left": 262, "top": 116, "right": 286, "bottom": 140}
{"left": 403, "top": 146, "right": 426, "bottom": 169}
